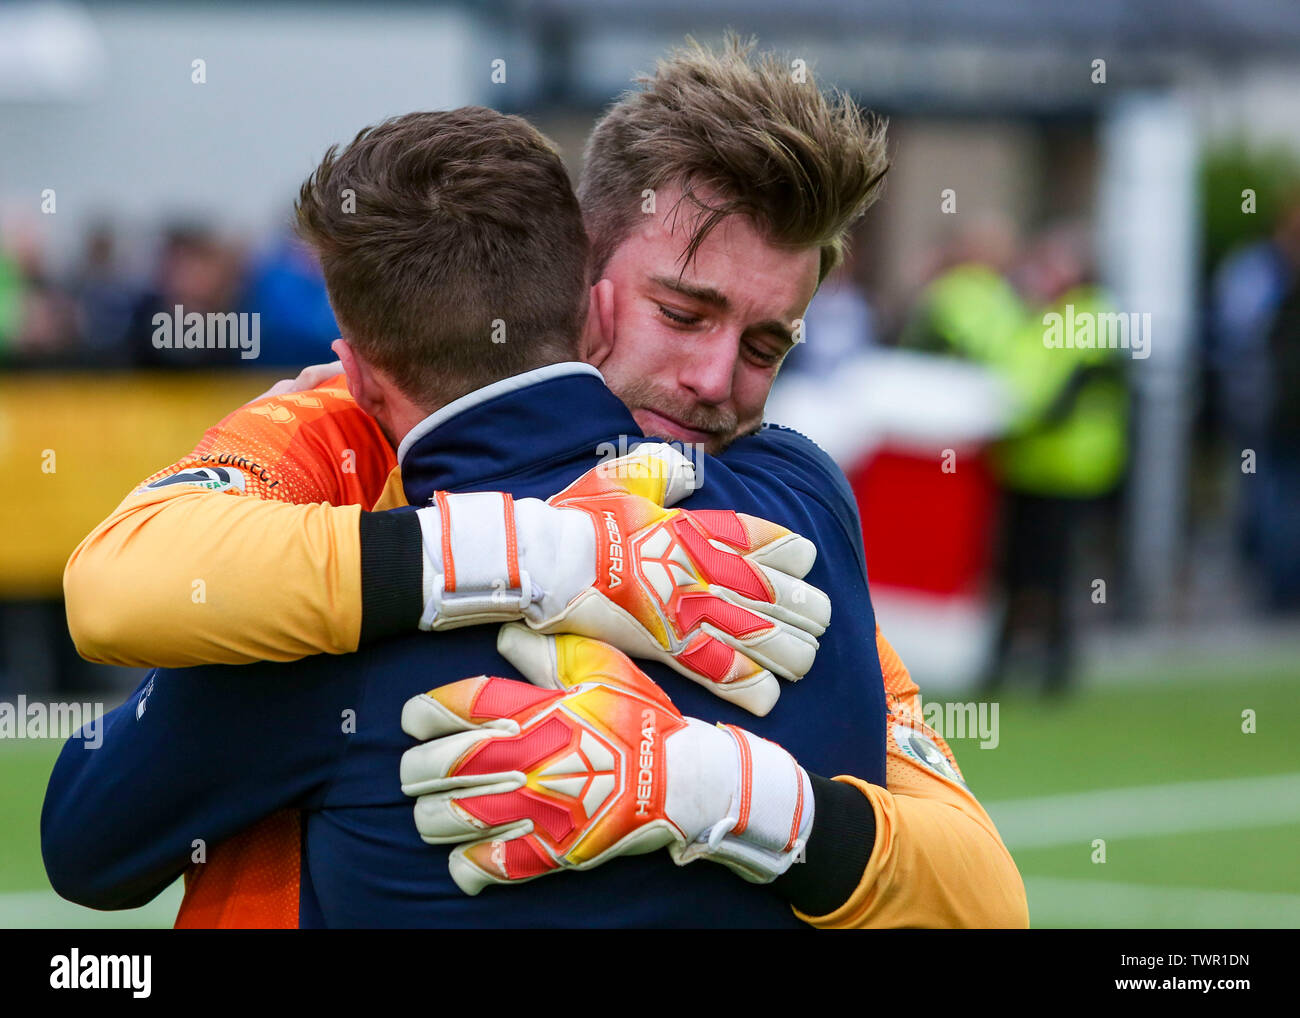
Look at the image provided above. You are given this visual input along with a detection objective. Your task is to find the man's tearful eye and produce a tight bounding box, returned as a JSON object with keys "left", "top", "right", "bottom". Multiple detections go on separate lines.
{"left": 744, "top": 343, "right": 784, "bottom": 368}
{"left": 657, "top": 305, "right": 701, "bottom": 327}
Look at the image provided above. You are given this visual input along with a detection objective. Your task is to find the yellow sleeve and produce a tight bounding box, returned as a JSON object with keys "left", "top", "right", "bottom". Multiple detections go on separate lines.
{"left": 64, "top": 377, "right": 401, "bottom": 667}
{"left": 793, "top": 629, "right": 1029, "bottom": 929}
{"left": 65, "top": 487, "right": 366, "bottom": 667}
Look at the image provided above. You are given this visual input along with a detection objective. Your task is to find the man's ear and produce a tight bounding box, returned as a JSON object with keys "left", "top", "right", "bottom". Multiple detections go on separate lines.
{"left": 579, "top": 279, "right": 616, "bottom": 369}
{"left": 333, "top": 338, "right": 383, "bottom": 418}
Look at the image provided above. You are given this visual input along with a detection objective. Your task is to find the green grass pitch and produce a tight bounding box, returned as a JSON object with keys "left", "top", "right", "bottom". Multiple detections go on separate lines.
{"left": 2, "top": 662, "right": 1296, "bottom": 927}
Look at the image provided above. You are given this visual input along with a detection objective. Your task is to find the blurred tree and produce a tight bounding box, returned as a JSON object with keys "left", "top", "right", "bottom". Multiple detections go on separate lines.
{"left": 1200, "top": 141, "right": 1300, "bottom": 274}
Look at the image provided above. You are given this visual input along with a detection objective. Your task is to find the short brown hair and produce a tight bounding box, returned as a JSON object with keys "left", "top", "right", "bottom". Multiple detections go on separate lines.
{"left": 296, "top": 108, "right": 589, "bottom": 408}
{"left": 579, "top": 35, "right": 889, "bottom": 283}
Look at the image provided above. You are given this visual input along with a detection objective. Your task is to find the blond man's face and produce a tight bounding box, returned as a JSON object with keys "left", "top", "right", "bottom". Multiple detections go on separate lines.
{"left": 590, "top": 186, "right": 821, "bottom": 454}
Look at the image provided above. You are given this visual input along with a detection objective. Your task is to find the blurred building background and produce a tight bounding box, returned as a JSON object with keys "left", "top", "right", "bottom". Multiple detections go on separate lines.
{"left": 1, "top": 0, "right": 1297, "bottom": 928}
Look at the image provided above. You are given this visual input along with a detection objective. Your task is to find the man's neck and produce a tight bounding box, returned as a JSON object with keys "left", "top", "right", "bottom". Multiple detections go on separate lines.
{"left": 377, "top": 400, "right": 432, "bottom": 454}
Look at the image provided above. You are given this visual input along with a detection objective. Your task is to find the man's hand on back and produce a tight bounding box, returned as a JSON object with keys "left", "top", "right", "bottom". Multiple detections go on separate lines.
{"left": 250, "top": 359, "right": 344, "bottom": 403}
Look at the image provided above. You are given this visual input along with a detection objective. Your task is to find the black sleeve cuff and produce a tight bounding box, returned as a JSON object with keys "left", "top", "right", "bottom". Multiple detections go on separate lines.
{"left": 771, "top": 772, "right": 876, "bottom": 918}
{"left": 358, "top": 509, "right": 424, "bottom": 646}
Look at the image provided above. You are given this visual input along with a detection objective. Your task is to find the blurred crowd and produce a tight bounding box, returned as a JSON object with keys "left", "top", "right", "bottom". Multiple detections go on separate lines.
{"left": 786, "top": 218, "right": 1131, "bottom": 695}
{"left": 2, "top": 197, "right": 1297, "bottom": 696}
{"left": 1205, "top": 197, "right": 1300, "bottom": 611}
{"left": 785, "top": 203, "right": 1300, "bottom": 691}
{"left": 0, "top": 220, "right": 339, "bottom": 370}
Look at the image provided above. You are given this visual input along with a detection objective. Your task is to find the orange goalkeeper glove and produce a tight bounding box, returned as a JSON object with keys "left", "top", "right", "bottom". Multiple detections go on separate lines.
{"left": 399, "top": 625, "right": 813, "bottom": 895}
{"left": 415, "top": 443, "right": 830, "bottom": 716}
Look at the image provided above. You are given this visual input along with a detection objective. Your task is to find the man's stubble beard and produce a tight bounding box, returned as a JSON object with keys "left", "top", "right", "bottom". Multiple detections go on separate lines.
{"left": 607, "top": 374, "right": 743, "bottom": 455}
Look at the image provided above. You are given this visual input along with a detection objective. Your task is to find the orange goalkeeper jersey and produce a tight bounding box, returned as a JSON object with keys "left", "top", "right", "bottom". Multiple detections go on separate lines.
{"left": 64, "top": 376, "right": 1026, "bottom": 929}
{"left": 66, "top": 376, "right": 396, "bottom": 928}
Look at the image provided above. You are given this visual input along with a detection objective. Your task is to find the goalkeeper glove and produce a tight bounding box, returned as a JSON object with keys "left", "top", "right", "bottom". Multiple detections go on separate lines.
{"left": 414, "top": 442, "right": 829, "bottom": 716}
{"left": 399, "top": 625, "right": 812, "bottom": 895}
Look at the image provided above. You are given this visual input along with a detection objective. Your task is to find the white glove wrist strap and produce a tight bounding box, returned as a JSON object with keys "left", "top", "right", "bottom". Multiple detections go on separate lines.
{"left": 667, "top": 720, "right": 814, "bottom": 883}
{"left": 416, "top": 492, "right": 530, "bottom": 629}
{"left": 416, "top": 493, "right": 596, "bottom": 630}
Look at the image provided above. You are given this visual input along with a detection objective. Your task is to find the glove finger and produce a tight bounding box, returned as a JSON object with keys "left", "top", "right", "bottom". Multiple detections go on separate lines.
{"left": 689, "top": 511, "right": 818, "bottom": 580}
{"left": 401, "top": 679, "right": 495, "bottom": 741}
{"left": 619, "top": 442, "right": 698, "bottom": 507}
{"left": 656, "top": 515, "right": 775, "bottom": 603}
{"left": 403, "top": 675, "right": 567, "bottom": 745}
{"left": 449, "top": 831, "right": 560, "bottom": 895}
{"left": 665, "top": 633, "right": 781, "bottom": 717}
{"left": 496, "top": 623, "right": 563, "bottom": 688}
{"left": 412, "top": 786, "right": 531, "bottom": 843}
{"left": 743, "top": 530, "right": 818, "bottom": 579}
{"left": 549, "top": 441, "right": 696, "bottom": 508}
{"left": 399, "top": 728, "right": 516, "bottom": 797}
{"left": 674, "top": 581, "right": 824, "bottom": 648}
{"left": 498, "top": 623, "right": 677, "bottom": 711}
{"left": 746, "top": 566, "right": 831, "bottom": 636}
{"left": 683, "top": 509, "right": 781, "bottom": 550}
{"left": 678, "top": 574, "right": 827, "bottom": 642}
{"left": 700, "top": 618, "right": 819, "bottom": 683}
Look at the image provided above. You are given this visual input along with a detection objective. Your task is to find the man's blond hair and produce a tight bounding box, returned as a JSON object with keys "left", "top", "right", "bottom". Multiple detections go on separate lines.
{"left": 578, "top": 34, "right": 889, "bottom": 283}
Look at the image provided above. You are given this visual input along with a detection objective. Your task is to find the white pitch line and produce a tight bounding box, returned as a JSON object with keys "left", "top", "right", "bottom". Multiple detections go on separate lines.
{"left": 986, "top": 772, "right": 1300, "bottom": 850}
{"left": 6, "top": 774, "right": 1297, "bottom": 929}
{"left": 1025, "top": 877, "right": 1300, "bottom": 928}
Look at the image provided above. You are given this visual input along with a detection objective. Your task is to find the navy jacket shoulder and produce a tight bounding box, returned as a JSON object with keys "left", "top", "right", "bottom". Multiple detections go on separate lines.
{"left": 727, "top": 421, "right": 869, "bottom": 580}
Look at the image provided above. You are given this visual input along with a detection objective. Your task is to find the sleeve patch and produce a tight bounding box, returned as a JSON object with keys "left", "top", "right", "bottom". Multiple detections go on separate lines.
{"left": 137, "top": 467, "right": 247, "bottom": 495}
{"left": 891, "top": 722, "right": 966, "bottom": 788}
